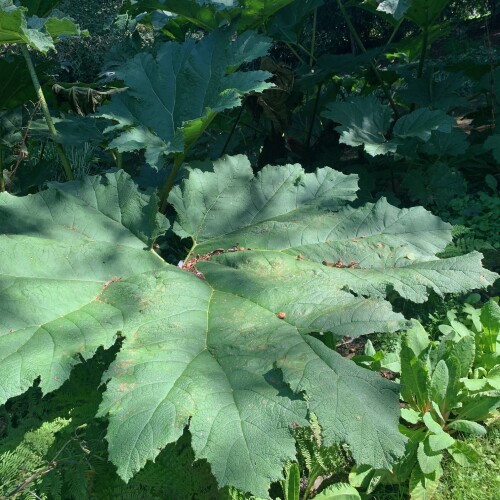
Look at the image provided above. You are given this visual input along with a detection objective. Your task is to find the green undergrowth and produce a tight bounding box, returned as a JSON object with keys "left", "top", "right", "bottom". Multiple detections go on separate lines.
{"left": 435, "top": 421, "right": 500, "bottom": 500}
{"left": 0, "top": 347, "right": 224, "bottom": 499}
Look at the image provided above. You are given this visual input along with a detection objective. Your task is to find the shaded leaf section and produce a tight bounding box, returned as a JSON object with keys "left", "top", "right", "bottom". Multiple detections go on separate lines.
{"left": 98, "top": 271, "right": 308, "bottom": 496}
{"left": 378, "top": 0, "right": 451, "bottom": 28}
{"left": 322, "top": 95, "right": 456, "bottom": 156}
{"left": 0, "top": 171, "right": 168, "bottom": 401}
{"left": 267, "top": 0, "right": 323, "bottom": 43}
{"left": 0, "top": 55, "right": 37, "bottom": 109}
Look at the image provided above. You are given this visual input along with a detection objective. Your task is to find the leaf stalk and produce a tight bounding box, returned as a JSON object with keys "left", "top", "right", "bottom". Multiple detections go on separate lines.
{"left": 20, "top": 45, "right": 74, "bottom": 180}
{"left": 159, "top": 153, "right": 184, "bottom": 213}
{"left": 417, "top": 26, "right": 429, "bottom": 79}
{"left": 0, "top": 151, "right": 4, "bottom": 192}
{"left": 221, "top": 102, "right": 245, "bottom": 156}
{"left": 309, "top": 7, "right": 317, "bottom": 68}
{"left": 159, "top": 112, "right": 218, "bottom": 212}
{"left": 305, "top": 83, "right": 323, "bottom": 156}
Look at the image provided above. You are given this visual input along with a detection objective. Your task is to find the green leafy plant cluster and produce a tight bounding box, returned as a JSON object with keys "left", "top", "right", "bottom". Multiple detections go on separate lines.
{"left": 0, "top": 0, "right": 86, "bottom": 184}
{"left": 350, "top": 298, "right": 500, "bottom": 498}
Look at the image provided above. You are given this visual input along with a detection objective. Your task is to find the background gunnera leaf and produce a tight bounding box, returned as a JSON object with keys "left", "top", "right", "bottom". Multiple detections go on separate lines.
{"left": 99, "top": 28, "right": 274, "bottom": 168}
{"left": 1, "top": 157, "right": 498, "bottom": 496}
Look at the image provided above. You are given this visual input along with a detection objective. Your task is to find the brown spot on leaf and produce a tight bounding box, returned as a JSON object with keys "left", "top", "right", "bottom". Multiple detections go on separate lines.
{"left": 94, "top": 276, "right": 122, "bottom": 301}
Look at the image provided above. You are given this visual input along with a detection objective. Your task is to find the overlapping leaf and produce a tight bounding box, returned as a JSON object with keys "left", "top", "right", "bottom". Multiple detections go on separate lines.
{"left": 420, "top": 129, "right": 469, "bottom": 157}
{"left": 322, "top": 95, "right": 456, "bottom": 156}
{"left": 377, "top": 0, "right": 451, "bottom": 27}
{"left": 99, "top": 29, "right": 273, "bottom": 167}
{"left": 321, "top": 96, "right": 394, "bottom": 155}
{"left": 125, "top": 0, "right": 294, "bottom": 33}
{"left": 125, "top": 0, "right": 234, "bottom": 34}
{"left": 1, "top": 157, "right": 497, "bottom": 496}
{"left": 398, "top": 70, "right": 468, "bottom": 112}
{"left": 393, "top": 108, "right": 454, "bottom": 141}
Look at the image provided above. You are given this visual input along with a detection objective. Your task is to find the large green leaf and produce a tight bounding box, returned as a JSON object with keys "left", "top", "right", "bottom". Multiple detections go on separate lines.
{"left": 0, "top": 172, "right": 168, "bottom": 400}
{"left": 401, "top": 163, "right": 467, "bottom": 209}
{"left": 0, "top": 3, "right": 53, "bottom": 52}
{"left": 420, "top": 129, "right": 469, "bottom": 157}
{"left": 0, "top": 2, "right": 82, "bottom": 53}
{"left": 398, "top": 70, "right": 468, "bottom": 112}
{"left": 392, "top": 108, "right": 455, "bottom": 141}
{"left": 404, "top": 0, "right": 451, "bottom": 28}
{"left": 321, "top": 96, "right": 395, "bottom": 156}
{"left": 99, "top": 29, "right": 273, "bottom": 167}
{"left": 1, "top": 157, "right": 498, "bottom": 496}
{"left": 323, "top": 96, "right": 456, "bottom": 156}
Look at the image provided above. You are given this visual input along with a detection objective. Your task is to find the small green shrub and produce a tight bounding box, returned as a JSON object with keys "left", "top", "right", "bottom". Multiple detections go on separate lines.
{"left": 350, "top": 299, "right": 500, "bottom": 498}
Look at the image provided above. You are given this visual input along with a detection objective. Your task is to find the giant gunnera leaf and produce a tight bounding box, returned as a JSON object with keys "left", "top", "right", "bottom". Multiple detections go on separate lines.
{"left": 99, "top": 29, "right": 273, "bottom": 167}
{"left": 0, "top": 157, "right": 497, "bottom": 497}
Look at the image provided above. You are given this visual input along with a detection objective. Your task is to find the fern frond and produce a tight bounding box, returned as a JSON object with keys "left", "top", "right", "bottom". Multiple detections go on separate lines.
{"left": 438, "top": 225, "right": 494, "bottom": 259}
{"left": 0, "top": 418, "right": 70, "bottom": 499}
{"left": 292, "top": 413, "right": 351, "bottom": 499}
